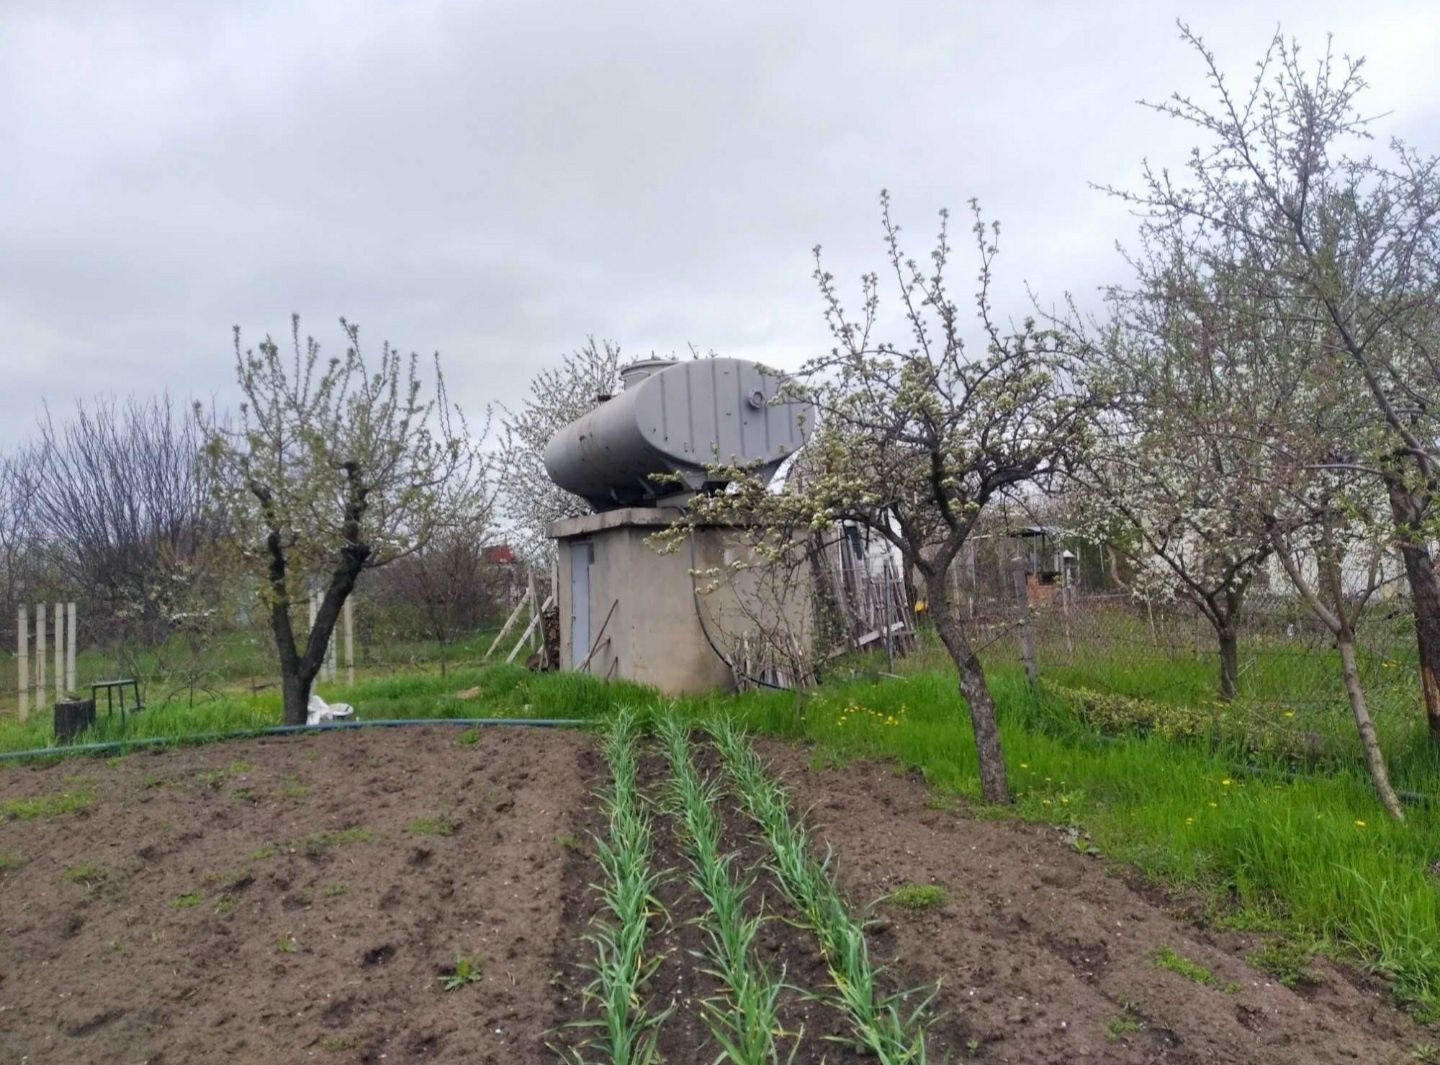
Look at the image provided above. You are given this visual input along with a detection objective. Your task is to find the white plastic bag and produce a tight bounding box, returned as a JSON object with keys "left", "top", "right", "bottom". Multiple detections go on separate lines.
{"left": 306, "top": 693, "right": 355, "bottom": 725}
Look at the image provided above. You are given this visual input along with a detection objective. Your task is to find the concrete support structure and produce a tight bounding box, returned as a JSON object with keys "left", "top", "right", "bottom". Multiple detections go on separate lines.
{"left": 548, "top": 507, "right": 813, "bottom": 695}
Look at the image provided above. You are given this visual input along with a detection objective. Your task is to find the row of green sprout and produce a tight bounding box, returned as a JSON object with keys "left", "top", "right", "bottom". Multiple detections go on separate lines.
{"left": 573, "top": 711, "right": 932, "bottom": 1064}
{"left": 570, "top": 709, "right": 670, "bottom": 1065}
{"left": 708, "top": 717, "right": 933, "bottom": 1064}
{"left": 658, "top": 715, "right": 794, "bottom": 1065}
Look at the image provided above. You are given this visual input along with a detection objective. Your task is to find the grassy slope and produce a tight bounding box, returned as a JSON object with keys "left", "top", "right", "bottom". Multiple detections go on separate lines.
{"left": 2, "top": 657, "right": 1438, "bottom": 1018}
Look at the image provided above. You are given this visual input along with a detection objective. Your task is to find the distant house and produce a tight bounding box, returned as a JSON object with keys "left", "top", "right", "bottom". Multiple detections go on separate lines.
{"left": 483, "top": 544, "right": 517, "bottom": 566}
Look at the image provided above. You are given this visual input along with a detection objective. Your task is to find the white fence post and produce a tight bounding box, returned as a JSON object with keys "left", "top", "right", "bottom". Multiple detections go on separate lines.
{"left": 66, "top": 602, "right": 77, "bottom": 693}
{"left": 343, "top": 597, "right": 355, "bottom": 688}
{"left": 17, "top": 606, "right": 28, "bottom": 721}
{"left": 54, "top": 602, "right": 64, "bottom": 698}
{"left": 36, "top": 603, "right": 47, "bottom": 711}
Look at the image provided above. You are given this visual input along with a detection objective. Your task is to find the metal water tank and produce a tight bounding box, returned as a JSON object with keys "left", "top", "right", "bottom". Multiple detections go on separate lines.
{"left": 543, "top": 357, "right": 812, "bottom": 511}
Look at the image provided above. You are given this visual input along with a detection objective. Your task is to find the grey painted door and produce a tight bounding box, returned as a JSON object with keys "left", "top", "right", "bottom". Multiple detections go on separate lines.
{"left": 570, "top": 540, "right": 592, "bottom": 668}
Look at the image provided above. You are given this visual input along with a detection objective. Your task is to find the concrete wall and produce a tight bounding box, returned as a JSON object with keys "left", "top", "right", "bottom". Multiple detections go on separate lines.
{"left": 549, "top": 508, "right": 813, "bottom": 694}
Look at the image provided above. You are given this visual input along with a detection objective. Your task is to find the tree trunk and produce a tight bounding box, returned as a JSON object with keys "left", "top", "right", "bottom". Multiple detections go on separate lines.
{"left": 1217, "top": 625, "right": 1239, "bottom": 703}
{"left": 1386, "top": 476, "right": 1440, "bottom": 740}
{"left": 280, "top": 667, "right": 312, "bottom": 727}
{"left": 1337, "top": 636, "right": 1405, "bottom": 821}
{"left": 928, "top": 584, "right": 1011, "bottom": 804}
{"left": 1394, "top": 538, "right": 1440, "bottom": 741}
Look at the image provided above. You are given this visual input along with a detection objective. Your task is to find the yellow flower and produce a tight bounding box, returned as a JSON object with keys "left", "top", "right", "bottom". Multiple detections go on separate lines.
{"left": 914, "top": 600, "right": 928, "bottom": 614}
{"left": 1354, "top": 819, "right": 1366, "bottom": 828}
{"left": 1185, "top": 817, "right": 1194, "bottom": 824}
{"left": 1209, "top": 801, "right": 1218, "bottom": 808}
{"left": 1221, "top": 779, "right": 1233, "bottom": 786}
{"left": 1019, "top": 763, "right": 1029, "bottom": 769}
{"left": 1283, "top": 710, "right": 1295, "bottom": 718}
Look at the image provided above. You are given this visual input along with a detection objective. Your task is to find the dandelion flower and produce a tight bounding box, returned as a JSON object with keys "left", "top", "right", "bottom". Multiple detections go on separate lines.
{"left": 1221, "top": 778, "right": 1233, "bottom": 786}
{"left": 1354, "top": 819, "right": 1366, "bottom": 828}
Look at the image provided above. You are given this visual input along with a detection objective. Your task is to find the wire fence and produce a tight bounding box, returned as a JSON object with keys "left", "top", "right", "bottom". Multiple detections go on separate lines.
{"left": 944, "top": 582, "right": 1427, "bottom": 770}
{"left": 0, "top": 578, "right": 536, "bottom": 723}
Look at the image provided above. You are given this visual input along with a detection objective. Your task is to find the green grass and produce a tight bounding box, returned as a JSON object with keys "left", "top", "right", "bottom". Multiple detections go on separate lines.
{"left": 885, "top": 883, "right": 949, "bottom": 912}
{"left": 1247, "top": 937, "right": 1320, "bottom": 988}
{"left": 0, "top": 663, "right": 646, "bottom": 757}
{"left": 1, "top": 789, "right": 94, "bottom": 820}
{"left": 405, "top": 815, "right": 456, "bottom": 838}
{"left": 699, "top": 665, "right": 1440, "bottom": 1019}
{"left": 170, "top": 890, "right": 205, "bottom": 909}
{"left": 297, "top": 825, "right": 374, "bottom": 855}
{"left": 1148, "top": 945, "right": 1236, "bottom": 991}
{"left": 1105, "top": 1012, "right": 1144, "bottom": 1042}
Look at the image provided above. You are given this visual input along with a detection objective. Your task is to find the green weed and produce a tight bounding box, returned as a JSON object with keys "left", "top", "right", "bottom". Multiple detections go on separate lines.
{"left": 170, "top": 891, "right": 205, "bottom": 909}
{"left": 439, "top": 953, "right": 483, "bottom": 991}
{"left": 297, "top": 825, "right": 373, "bottom": 855}
{"left": 1248, "top": 938, "right": 1320, "bottom": 988}
{"left": 1149, "top": 945, "right": 1239, "bottom": 992}
{"left": 60, "top": 863, "right": 105, "bottom": 886}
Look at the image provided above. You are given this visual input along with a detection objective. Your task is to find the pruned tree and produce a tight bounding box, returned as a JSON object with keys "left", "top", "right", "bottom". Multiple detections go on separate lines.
{"left": 1114, "top": 22, "right": 1440, "bottom": 738}
{"left": 500, "top": 338, "right": 621, "bottom": 561}
{"left": 202, "top": 316, "right": 489, "bottom": 725}
{"left": 675, "top": 193, "right": 1099, "bottom": 804}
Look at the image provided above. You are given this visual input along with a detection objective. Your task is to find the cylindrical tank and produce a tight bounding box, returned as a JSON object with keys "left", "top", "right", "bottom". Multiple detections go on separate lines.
{"left": 543, "top": 357, "right": 812, "bottom": 511}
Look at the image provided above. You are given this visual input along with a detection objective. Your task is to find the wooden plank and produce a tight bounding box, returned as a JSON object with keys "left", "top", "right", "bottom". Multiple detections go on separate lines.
{"left": 483, "top": 589, "right": 531, "bottom": 662}
{"left": 505, "top": 594, "right": 554, "bottom": 664}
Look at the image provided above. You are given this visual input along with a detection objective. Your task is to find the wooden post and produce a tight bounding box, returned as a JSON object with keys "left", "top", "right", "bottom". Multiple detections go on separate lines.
{"left": 527, "top": 572, "right": 540, "bottom": 651}
{"left": 1011, "top": 559, "right": 1037, "bottom": 689}
{"left": 17, "top": 606, "right": 28, "bottom": 721}
{"left": 54, "top": 601, "right": 64, "bottom": 698}
{"left": 36, "top": 603, "right": 47, "bottom": 710}
{"left": 344, "top": 597, "right": 355, "bottom": 688}
{"left": 66, "top": 602, "right": 77, "bottom": 693}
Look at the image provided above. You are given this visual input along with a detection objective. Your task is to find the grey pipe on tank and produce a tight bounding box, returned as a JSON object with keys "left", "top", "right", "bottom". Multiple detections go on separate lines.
{"left": 542, "top": 357, "right": 813, "bottom": 511}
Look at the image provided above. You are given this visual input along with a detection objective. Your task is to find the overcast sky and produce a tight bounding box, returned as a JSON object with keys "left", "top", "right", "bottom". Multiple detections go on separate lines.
{"left": 3, "top": 0, "right": 1438, "bottom": 448}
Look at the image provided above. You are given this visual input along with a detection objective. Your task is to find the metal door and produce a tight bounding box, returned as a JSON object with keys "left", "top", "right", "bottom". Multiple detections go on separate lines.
{"left": 570, "top": 540, "right": 593, "bottom": 668}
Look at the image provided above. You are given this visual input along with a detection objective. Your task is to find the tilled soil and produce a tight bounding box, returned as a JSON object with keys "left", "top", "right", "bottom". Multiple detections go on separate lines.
{"left": 0, "top": 726, "right": 1430, "bottom": 1064}
{"left": 0, "top": 726, "right": 589, "bottom": 1065}
{"left": 759, "top": 739, "right": 1430, "bottom": 1065}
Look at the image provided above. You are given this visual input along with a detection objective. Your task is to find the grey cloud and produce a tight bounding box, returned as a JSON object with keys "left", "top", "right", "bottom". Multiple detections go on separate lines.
{"left": 3, "top": 0, "right": 1437, "bottom": 446}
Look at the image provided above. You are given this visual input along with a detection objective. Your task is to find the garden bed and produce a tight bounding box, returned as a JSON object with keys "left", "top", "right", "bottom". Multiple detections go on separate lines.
{"left": 0, "top": 722, "right": 1429, "bottom": 1063}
